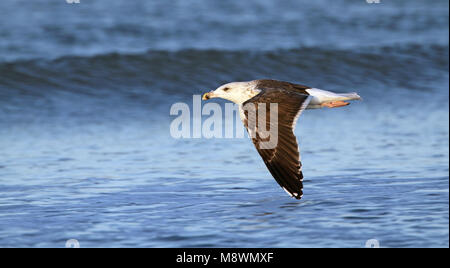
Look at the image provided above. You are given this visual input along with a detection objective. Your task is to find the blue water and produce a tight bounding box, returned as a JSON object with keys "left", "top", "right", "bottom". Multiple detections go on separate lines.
{"left": 0, "top": 0, "right": 448, "bottom": 248}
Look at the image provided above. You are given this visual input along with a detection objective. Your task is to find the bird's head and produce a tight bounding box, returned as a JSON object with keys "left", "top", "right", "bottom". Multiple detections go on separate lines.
{"left": 202, "top": 81, "right": 260, "bottom": 104}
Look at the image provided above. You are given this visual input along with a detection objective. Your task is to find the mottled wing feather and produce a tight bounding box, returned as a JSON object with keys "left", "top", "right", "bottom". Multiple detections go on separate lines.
{"left": 242, "top": 88, "right": 311, "bottom": 199}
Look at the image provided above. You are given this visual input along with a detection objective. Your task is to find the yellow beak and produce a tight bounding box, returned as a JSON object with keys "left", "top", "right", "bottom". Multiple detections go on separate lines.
{"left": 202, "top": 91, "right": 214, "bottom": 100}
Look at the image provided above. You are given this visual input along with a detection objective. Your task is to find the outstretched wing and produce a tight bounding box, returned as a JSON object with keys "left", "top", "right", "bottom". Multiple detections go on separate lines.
{"left": 241, "top": 89, "right": 311, "bottom": 199}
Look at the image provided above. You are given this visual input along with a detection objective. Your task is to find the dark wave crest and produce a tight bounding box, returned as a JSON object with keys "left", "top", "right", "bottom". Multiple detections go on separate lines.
{"left": 1, "top": 44, "right": 448, "bottom": 94}
{"left": 0, "top": 44, "right": 448, "bottom": 124}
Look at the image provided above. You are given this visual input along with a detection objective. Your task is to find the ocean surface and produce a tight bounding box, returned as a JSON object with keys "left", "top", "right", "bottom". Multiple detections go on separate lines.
{"left": 0, "top": 0, "right": 448, "bottom": 248}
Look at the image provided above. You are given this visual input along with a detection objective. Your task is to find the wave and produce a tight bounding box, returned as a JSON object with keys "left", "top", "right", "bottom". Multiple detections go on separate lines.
{"left": 0, "top": 43, "right": 448, "bottom": 102}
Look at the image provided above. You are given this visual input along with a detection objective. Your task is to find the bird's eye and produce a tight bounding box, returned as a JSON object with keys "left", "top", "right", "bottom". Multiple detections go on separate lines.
{"left": 223, "top": 87, "right": 230, "bottom": 92}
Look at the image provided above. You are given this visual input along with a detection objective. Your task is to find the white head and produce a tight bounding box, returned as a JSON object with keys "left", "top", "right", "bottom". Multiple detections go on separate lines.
{"left": 202, "top": 81, "right": 261, "bottom": 104}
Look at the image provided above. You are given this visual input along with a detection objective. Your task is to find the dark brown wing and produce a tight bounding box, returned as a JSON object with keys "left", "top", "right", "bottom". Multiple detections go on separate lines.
{"left": 255, "top": 79, "right": 311, "bottom": 94}
{"left": 242, "top": 88, "right": 311, "bottom": 199}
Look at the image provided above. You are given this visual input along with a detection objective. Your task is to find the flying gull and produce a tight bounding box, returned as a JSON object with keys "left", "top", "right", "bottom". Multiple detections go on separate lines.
{"left": 202, "top": 79, "right": 361, "bottom": 199}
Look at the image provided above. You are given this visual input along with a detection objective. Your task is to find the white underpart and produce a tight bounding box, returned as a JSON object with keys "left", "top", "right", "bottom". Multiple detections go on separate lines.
{"left": 305, "top": 88, "right": 361, "bottom": 109}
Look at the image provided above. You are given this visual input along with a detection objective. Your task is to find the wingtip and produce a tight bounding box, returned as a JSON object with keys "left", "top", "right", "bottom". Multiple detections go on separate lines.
{"left": 282, "top": 187, "right": 303, "bottom": 200}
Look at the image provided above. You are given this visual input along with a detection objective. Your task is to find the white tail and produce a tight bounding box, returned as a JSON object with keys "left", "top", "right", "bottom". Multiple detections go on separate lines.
{"left": 305, "top": 88, "right": 361, "bottom": 109}
{"left": 339, "top": 92, "right": 362, "bottom": 101}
